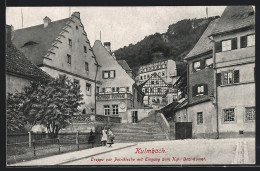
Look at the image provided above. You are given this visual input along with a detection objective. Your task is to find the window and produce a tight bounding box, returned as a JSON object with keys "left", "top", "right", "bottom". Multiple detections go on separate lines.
{"left": 216, "top": 38, "right": 237, "bottom": 53}
{"left": 162, "top": 64, "right": 166, "bottom": 68}
{"left": 69, "top": 38, "right": 72, "bottom": 46}
{"left": 119, "top": 87, "right": 126, "bottom": 93}
{"left": 102, "top": 88, "right": 105, "bottom": 93}
{"left": 197, "top": 85, "right": 204, "bottom": 95}
{"left": 86, "top": 83, "right": 91, "bottom": 96}
{"left": 151, "top": 81, "right": 154, "bottom": 85}
{"left": 193, "top": 61, "right": 201, "bottom": 71}
{"left": 74, "top": 79, "right": 80, "bottom": 89}
{"left": 247, "top": 34, "right": 255, "bottom": 47}
{"left": 84, "top": 46, "right": 87, "bottom": 53}
{"left": 112, "top": 105, "right": 118, "bottom": 115}
{"left": 126, "top": 87, "right": 129, "bottom": 92}
{"left": 223, "top": 108, "right": 235, "bottom": 122}
{"left": 140, "top": 76, "right": 143, "bottom": 80}
{"left": 112, "top": 87, "right": 115, "bottom": 92}
{"left": 197, "top": 112, "right": 203, "bottom": 124}
{"left": 97, "top": 86, "right": 100, "bottom": 93}
{"left": 144, "top": 75, "right": 146, "bottom": 79}
{"left": 158, "top": 72, "right": 161, "bottom": 76}
{"left": 156, "top": 81, "right": 159, "bottom": 84}
{"left": 205, "top": 58, "right": 213, "bottom": 67}
{"left": 223, "top": 72, "right": 233, "bottom": 85}
{"left": 67, "top": 54, "right": 71, "bottom": 64}
{"left": 145, "top": 88, "right": 148, "bottom": 93}
{"left": 162, "top": 71, "right": 165, "bottom": 76}
{"left": 85, "top": 62, "right": 89, "bottom": 71}
{"left": 245, "top": 107, "right": 255, "bottom": 121}
{"left": 158, "top": 88, "right": 162, "bottom": 93}
{"left": 104, "top": 105, "right": 110, "bottom": 115}
{"left": 192, "top": 84, "right": 207, "bottom": 96}
{"left": 105, "top": 87, "right": 112, "bottom": 93}
{"left": 76, "top": 26, "right": 78, "bottom": 30}
{"left": 116, "top": 87, "right": 119, "bottom": 92}
{"left": 222, "top": 40, "right": 231, "bottom": 51}
{"left": 216, "top": 70, "right": 239, "bottom": 86}
{"left": 148, "top": 74, "right": 150, "bottom": 78}
{"left": 102, "top": 70, "right": 116, "bottom": 79}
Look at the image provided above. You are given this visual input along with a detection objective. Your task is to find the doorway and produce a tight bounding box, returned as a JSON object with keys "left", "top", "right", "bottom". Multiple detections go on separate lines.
{"left": 132, "top": 111, "right": 138, "bottom": 123}
{"left": 175, "top": 122, "right": 192, "bottom": 139}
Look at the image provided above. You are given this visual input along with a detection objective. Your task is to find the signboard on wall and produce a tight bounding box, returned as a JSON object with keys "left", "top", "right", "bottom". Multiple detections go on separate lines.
{"left": 119, "top": 101, "right": 126, "bottom": 112}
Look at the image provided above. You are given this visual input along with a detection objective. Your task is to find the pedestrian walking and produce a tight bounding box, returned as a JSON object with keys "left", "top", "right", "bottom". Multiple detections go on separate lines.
{"left": 101, "top": 127, "right": 107, "bottom": 146}
{"left": 106, "top": 128, "right": 114, "bottom": 147}
{"left": 88, "top": 129, "right": 95, "bottom": 147}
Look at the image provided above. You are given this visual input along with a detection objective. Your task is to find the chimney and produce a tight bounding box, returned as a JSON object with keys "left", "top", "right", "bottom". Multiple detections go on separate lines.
{"left": 43, "top": 16, "right": 51, "bottom": 28}
{"left": 6, "top": 25, "right": 14, "bottom": 45}
{"left": 104, "top": 42, "right": 111, "bottom": 52}
{"left": 72, "top": 12, "right": 80, "bottom": 18}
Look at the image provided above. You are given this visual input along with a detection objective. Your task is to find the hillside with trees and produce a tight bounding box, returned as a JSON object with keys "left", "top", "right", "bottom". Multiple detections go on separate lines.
{"left": 114, "top": 16, "right": 219, "bottom": 76}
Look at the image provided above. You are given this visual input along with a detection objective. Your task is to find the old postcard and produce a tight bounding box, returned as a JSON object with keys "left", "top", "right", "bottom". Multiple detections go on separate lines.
{"left": 6, "top": 6, "right": 255, "bottom": 166}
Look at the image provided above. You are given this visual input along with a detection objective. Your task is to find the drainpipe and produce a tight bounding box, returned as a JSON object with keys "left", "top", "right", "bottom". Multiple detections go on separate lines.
{"left": 94, "top": 64, "right": 98, "bottom": 115}
{"left": 209, "top": 36, "right": 219, "bottom": 139}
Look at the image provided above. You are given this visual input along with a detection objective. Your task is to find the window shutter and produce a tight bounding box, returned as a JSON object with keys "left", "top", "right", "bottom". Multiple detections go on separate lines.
{"left": 234, "top": 70, "right": 240, "bottom": 83}
{"left": 216, "top": 73, "right": 222, "bottom": 86}
{"left": 215, "top": 42, "right": 222, "bottom": 53}
{"left": 102, "top": 71, "right": 104, "bottom": 78}
{"left": 192, "top": 85, "right": 197, "bottom": 97}
{"left": 231, "top": 37, "right": 237, "bottom": 50}
{"left": 200, "top": 59, "right": 205, "bottom": 69}
{"left": 204, "top": 84, "right": 208, "bottom": 95}
{"left": 240, "top": 36, "right": 247, "bottom": 48}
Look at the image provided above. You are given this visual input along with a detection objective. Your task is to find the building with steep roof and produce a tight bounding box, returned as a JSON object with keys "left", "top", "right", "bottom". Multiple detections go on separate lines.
{"left": 139, "top": 72, "right": 170, "bottom": 108}
{"left": 93, "top": 41, "right": 144, "bottom": 123}
{"left": 6, "top": 25, "right": 52, "bottom": 94}
{"left": 12, "top": 12, "right": 100, "bottom": 114}
{"left": 210, "top": 6, "right": 255, "bottom": 138}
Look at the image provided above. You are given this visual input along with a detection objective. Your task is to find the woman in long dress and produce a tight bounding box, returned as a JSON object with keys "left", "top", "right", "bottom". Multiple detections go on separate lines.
{"left": 106, "top": 128, "right": 114, "bottom": 147}
{"left": 101, "top": 127, "right": 107, "bottom": 146}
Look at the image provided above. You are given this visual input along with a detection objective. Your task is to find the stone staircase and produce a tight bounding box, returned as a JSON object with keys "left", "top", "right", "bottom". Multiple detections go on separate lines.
{"left": 110, "top": 112, "right": 167, "bottom": 143}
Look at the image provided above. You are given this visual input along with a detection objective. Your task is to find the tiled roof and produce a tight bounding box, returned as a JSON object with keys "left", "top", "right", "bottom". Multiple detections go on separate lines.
{"left": 185, "top": 18, "right": 219, "bottom": 60}
{"left": 12, "top": 18, "right": 69, "bottom": 65}
{"left": 211, "top": 6, "right": 255, "bottom": 36}
{"left": 6, "top": 42, "right": 52, "bottom": 81}
{"left": 117, "top": 59, "right": 132, "bottom": 71}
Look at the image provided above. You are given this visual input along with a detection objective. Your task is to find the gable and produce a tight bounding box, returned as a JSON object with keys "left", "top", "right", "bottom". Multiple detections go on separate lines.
{"left": 93, "top": 40, "right": 135, "bottom": 87}
{"left": 142, "top": 72, "right": 169, "bottom": 88}
{"left": 41, "top": 12, "right": 98, "bottom": 81}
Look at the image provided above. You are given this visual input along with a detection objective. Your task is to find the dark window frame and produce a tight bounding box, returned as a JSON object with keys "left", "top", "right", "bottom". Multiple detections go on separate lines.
{"left": 68, "top": 38, "right": 72, "bottom": 47}
{"left": 85, "top": 62, "right": 89, "bottom": 71}
{"left": 197, "top": 112, "right": 203, "bottom": 124}
{"left": 102, "top": 70, "right": 116, "bottom": 79}
{"left": 86, "top": 83, "right": 91, "bottom": 96}
{"left": 67, "top": 54, "right": 71, "bottom": 64}
{"left": 223, "top": 108, "right": 236, "bottom": 123}
{"left": 112, "top": 105, "right": 119, "bottom": 115}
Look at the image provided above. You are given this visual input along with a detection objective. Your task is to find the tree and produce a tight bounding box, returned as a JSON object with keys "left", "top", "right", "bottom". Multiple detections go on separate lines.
{"left": 6, "top": 92, "right": 27, "bottom": 132}
{"left": 6, "top": 75, "right": 84, "bottom": 138}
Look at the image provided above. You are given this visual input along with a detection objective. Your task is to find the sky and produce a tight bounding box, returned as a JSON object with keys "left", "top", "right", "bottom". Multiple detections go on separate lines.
{"left": 6, "top": 6, "right": 226, "bottom": 51}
